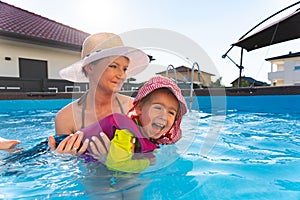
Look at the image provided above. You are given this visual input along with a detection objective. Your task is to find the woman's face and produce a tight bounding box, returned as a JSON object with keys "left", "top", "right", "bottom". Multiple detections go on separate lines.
{"left": 88, "top": 56, "right": 129, "bottom": 93}
{"left": 135, "top": 88, "right": 179, "bottom": 140}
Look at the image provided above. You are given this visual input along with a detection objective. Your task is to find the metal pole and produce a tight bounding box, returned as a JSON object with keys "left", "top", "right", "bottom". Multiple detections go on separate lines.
{"left": 165, "top": 64, "right": 177, "bottom": 83}
{"left": 238, "top": 48, "right": 244, "bottom": 87}
{"left": 189, "top": 62, "right": 201, "bottom": 110}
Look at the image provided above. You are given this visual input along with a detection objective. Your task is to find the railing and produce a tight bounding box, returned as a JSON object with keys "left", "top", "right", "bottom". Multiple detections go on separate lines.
{"left": 165, "top": 62, "right": 201, "bottom": 110}
{"left": 188, "top": 62, "right": 201, "bottom": 110}
{"left": 48, "top": 87, "right": 58, "bottom": 93}
{"left": 0, "top": 77, "right": 88, "bottom": 93}
{"left": 165, "top": 64, "right": 177, "bottom": 83}
{"left": 65, "top": 86, "right": 81, "bottom": 92}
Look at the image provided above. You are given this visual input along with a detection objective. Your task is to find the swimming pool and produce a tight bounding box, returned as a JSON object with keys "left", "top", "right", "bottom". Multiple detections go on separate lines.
{"left": 0, "top": 95, "right": 299, "bottom": 199}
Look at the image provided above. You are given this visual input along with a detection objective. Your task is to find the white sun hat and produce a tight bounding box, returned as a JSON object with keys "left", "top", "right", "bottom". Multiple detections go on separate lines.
{"left": 59, "top": 32, "right": 150, "bottom": 83}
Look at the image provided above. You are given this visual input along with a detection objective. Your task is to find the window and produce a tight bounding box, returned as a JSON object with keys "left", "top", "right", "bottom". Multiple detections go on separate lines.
{"left": 294, "top": 66, "right": 300, "bottom": 71}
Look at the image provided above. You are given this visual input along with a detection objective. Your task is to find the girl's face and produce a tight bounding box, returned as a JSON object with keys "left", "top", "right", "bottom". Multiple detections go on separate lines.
{"left": 136, "top": 88, "right": 179, "bottom": 140}
{"left": 87, "top": 56, "right": 129, "bottom": 93}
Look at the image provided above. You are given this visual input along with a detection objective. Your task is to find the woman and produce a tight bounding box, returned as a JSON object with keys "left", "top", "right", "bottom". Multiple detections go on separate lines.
{"left": 48, "top": 32, "right": 150, "bottom": 154}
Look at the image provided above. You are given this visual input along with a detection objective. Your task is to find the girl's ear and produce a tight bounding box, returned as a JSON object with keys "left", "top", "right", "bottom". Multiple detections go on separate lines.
{"left": 135, "top": 103, "right": 143, "bottom": 115}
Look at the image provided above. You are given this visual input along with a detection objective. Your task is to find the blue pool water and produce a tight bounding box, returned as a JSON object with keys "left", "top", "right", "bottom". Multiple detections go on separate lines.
{"left": 0, "top": 95, "right": 299, "bottom": 199}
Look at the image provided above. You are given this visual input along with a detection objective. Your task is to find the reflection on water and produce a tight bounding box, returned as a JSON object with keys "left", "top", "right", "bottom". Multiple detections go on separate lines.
{"left": 0, "top": 101, "right": 300, "bottom": 199}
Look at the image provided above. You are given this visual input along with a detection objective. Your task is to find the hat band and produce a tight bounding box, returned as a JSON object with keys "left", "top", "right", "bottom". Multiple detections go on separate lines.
{"left": 82, "top": 50, "right": 103, "bottom": 66}
{"left": 84, "top": 49, "right": 102, "bottom": 58}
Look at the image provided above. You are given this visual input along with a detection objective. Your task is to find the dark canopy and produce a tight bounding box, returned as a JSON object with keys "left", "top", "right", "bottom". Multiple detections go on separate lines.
{"left": 233, "top": 9, "right": 300, "bottom": 51}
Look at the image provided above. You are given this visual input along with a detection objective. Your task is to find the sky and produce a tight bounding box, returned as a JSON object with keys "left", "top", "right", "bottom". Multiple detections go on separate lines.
{"left": 2, "top": 0, "right": 300, "bottom": 86}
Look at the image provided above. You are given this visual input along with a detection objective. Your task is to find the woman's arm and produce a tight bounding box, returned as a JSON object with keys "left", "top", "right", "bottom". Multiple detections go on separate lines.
{"left": 55, "top": 103, "right": 77, "bottom": 135}
{"left": 0, "top": 137, "right": 20, "bottom": 150}
{"left": 49, "top": 101, "right": 85, "bottom": 154}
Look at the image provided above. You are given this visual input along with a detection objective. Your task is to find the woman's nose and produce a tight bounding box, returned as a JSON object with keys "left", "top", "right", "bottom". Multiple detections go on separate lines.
{"left": 116, "top": 67, "right": 126, "bottom": 78}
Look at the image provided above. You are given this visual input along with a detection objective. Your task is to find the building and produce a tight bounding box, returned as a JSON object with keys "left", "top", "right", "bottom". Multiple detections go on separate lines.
{"left": 266, "top": 52, "right": 300, "bottom": 86}
{"left": 231, "top": 76, "right": 269, "bottom": 88}
{"left": 0, "top": 1, "right": 90, "bottom": 92}
{"left": 156, "top": 65, "right": 215, "bottom": 87}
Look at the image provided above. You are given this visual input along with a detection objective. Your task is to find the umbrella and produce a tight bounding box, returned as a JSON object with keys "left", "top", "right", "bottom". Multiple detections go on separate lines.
{"left": 223, "top": 2, "right": 300, "bottom": 87}
{"left": 233, "top": 8, "right": 300, "bottom": 51}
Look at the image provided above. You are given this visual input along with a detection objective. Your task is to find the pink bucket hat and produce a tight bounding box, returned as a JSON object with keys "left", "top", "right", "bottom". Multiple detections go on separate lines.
{"left": 129, "top": 75, "right": 188, "bottom": 144}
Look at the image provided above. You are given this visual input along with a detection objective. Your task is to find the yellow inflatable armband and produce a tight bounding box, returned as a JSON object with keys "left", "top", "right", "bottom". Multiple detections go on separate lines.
{"left": 106, "top": 129, "right": 150, "bottom": 173}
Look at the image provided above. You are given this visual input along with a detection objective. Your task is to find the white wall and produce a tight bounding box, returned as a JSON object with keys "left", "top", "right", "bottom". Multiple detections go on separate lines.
{"left": 268, "top": 57, "right": 300, "bottom": 86}
{"left": 284, "top": 60, "right": 300, "bottom": 85}
{"left": 0, "top": 38, "right": 80, "bottom": 79}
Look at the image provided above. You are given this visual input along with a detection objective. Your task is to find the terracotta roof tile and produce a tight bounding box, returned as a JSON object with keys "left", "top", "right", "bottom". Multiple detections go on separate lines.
{"left": 0, "top": 1, "right": 90, "bottom": 48}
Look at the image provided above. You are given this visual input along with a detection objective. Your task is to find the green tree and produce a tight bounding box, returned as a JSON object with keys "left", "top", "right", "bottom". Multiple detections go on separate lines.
{"left": 210, "top": 77, "right": 224, "bottom": 87}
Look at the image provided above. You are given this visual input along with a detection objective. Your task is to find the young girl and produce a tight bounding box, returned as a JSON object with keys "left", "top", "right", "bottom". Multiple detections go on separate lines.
{"left": 80, "top": 75, "right": 188, "bottom": 172}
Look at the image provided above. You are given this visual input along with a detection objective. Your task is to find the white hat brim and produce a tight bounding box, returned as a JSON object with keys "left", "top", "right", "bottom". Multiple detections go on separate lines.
{"left": 59, "top": 46, "right": 149, "bottom": 83}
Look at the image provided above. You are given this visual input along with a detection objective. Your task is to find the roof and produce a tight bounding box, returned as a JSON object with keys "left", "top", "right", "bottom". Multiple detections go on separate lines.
{"left": 156, "top": 65, "right": 215, "bottom": 76}
{"left": 265, "top": 51, "right": 300, "bottom": 61}
{"left": 231, "top": 76, "right": 269, "bottom": 86}
{"left": 0, "top": 1, "right": 90, "bottom": 51}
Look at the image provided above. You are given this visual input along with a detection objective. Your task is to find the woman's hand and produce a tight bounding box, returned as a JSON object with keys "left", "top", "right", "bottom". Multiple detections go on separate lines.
{"left": 88, "top": 132, "right": 111, "bottom": 164}
{"left": 0, "top": 138, "right": 20, "bottom": 150}
{"left": 48, "top": 131, "right": 89, "bottom": 155}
